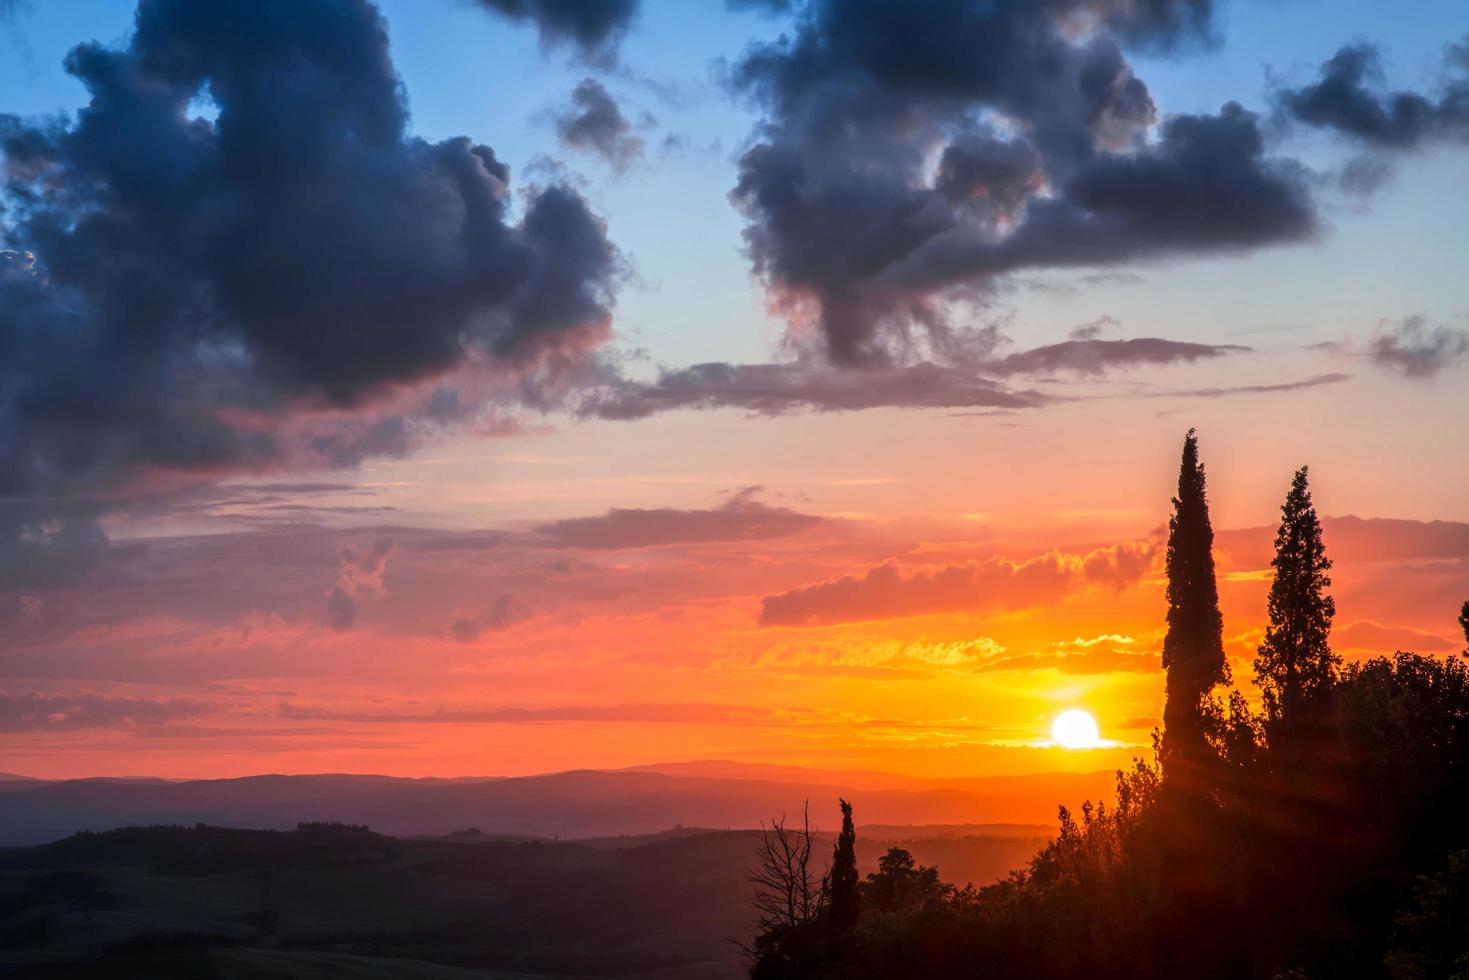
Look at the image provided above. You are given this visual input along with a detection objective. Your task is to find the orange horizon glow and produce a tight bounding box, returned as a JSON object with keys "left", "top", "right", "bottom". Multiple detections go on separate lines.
{"left": 6, "top": 435, "right": 1465, "bottom": 784}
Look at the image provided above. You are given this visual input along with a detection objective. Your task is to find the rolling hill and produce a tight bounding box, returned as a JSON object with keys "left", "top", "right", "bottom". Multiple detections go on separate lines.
{"left": 0, "top": 764, "right": 1113, "bottom": 847}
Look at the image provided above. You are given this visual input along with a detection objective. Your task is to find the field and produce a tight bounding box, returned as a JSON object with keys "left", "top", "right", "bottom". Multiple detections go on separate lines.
{"left": 0, "top": 821, "right": 1047, "bottom": 978}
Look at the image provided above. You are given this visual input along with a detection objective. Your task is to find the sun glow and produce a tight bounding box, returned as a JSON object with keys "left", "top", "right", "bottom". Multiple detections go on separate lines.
{"left": 1051, "top": 709, "right": 1102, "bottom": 749}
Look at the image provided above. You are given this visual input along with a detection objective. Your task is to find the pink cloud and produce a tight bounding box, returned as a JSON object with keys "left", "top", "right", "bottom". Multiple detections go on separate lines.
{"left": 759, "top": 542, "right": 1153, "bottom": 627}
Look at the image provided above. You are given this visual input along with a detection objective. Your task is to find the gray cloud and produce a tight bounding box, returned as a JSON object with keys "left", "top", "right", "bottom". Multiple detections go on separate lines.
{"left": 470, "top": 0, "right": 639, "bottom": 65}
{"left": 1068, "top": 316, "right": 1118, "bottom": 341}
{"left": 0, "top": 0, "right": 623, "bottom": 581}
{"left": 726, "top": 0, "right": 1313, "bottom": 366}
{"left": 759, "top": 542, "right": 1152, "bottom": 627}
{"left": 1153, "top": 372, "right": 1352, "bottom": 399}
{"left": 326, "top": 537, "right": 395, "bottom": 631}
{"left": 578, "top": 360, "right": 1050, "bottom": 419}
{"left": 278, "top": 700, "right": 784, "bottom": 725}
{"left": 538, "top": 486, "right": 823, "bottom": 549}
{"left": 759, "top": 556, "right": 1072, "bottom": 627}
{"left": 451, "top": 593, "right": 531, "bottom": 642}
{"left": 1367, "top": 315, "right": 1469, "bottom": 378}
{"left": 1278, "top": 39, "right": 1469, "bottom": 150}
{"left": 554, "top": 78, "right": 645, "bottom": 171}
{"left": 0, "top": 501, "right": 114, "bottom": 590}
{"left": 578, "top": 334, "right": 1255, "bottom": 420}
{"left": 0, "top": 690, "right": 214, "bottom": 731}
{"left": 995, "top": 337, "right": 1248, "bottom": 375}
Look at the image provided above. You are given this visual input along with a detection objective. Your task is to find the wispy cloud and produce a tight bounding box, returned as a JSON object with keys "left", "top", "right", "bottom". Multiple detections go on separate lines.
{"left": 0, "top": 691, "right": 215, "bottom": 732}
{"left": 553, "top": 78, "right": 647, "bottom": 171}
{"left": 326, "top": 538, "right": 395, "bottom": 631}
{"left": 1366, "top": 315, "right": 1469, "bottom": 377}
{"left": 277, "top": 701, "right": 793, "bottom": 726}
{"left": 537, "top": 486, "right": 824, "bottom": 548}
{"left": 578, "top": 360, "right": 1050, "bottom": 419}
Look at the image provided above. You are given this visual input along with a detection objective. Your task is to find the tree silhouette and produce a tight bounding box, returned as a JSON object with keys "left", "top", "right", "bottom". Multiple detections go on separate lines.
{"left": 738, "top": 435, "right": 1469, "bottom": 980}
{"left": 1460, "top": 600, "right": 1468, "bottom": 656}
{"left": 860, "top": 847, "right": 948, "bottom": 916}
{"left": 746, "top": 802, "right": 825, "bottom": 977}
{"left": 1204, "top": 689, "right": 1263, "bottom": 771}
{"left": 825, "top": 799, "right": 859, "bottom": 938}
{"left": 1253, "top": 466, "right": 1338, "bottom": 734}
{"left": 1160, "top": 429, "right": 1229, "bottom": 784}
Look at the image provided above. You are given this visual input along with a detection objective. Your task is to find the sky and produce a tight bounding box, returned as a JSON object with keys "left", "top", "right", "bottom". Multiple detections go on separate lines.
{"left": 0, "top": 0, "right": 1466, "bottom": 780}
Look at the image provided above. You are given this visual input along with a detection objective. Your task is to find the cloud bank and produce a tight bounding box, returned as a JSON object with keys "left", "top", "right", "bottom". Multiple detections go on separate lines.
{"left": 0, "top": 0, "right": 624, "bottom": 579}
{"left": 727, "top": 0, "right": 1315, "bottom": 365}
{"left": 759, "top": 542, "right": 1155, "bottom": 627}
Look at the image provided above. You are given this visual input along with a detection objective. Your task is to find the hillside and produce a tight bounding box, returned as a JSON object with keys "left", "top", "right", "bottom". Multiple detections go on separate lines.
{"left": 0, "top": 820, "right": 1048, "bottom": 978}
{"left": 0, "top": 765, "right": 1110, "bottom": 847}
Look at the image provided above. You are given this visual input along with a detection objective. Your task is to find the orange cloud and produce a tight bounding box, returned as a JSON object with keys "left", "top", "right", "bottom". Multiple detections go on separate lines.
{"left": 759, "top": 543, "right": 1155, "bottom": 626}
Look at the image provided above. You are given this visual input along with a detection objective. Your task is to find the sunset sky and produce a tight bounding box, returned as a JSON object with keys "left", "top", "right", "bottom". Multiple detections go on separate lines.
{"left": 1, "top": 0, "right": 1466, "bottom": 780}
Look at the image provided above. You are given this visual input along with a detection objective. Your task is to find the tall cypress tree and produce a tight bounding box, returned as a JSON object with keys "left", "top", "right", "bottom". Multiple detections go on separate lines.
{"left": 1459, "top": 600, "right": 1468, "bottom": 656}
{"left": 1160, "top": 429, "right": 1229, "bottom": 782}
{"left": 1254, "top": 467, "right": 1338, "bottom": 731}
{"left": 826, "top": 799, "right": 859, "bottom": 938}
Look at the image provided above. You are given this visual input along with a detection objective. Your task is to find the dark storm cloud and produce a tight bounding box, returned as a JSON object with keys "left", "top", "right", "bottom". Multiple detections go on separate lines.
{"left": 1367, "top": 315, "right": 1469, "bottom": 378}
{"left": 471, "top": 0, "right": 638, "bottom": 65}
{"left": 1100, "top": 0, "right": 1216, "bottom": 52}
{"left": 727, "top": 0, "right": 1312, "bottom": 365}
{"left": 1278, "top": 40, "right": 1469, "bottom": 150}
{"left": 554, "top": 78, "right": 645, "bottom": 171}
{"left": 0, "top": 0, "right": 623, "bottom": 583}
{"left": 537, "top": 486, "right": 824, "bottom": 548}
{"left": 0, "top": 690, "right": 214, "bottom": 731}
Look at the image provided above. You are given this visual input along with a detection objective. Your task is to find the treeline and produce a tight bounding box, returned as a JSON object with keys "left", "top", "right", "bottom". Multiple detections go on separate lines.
{"left": 747, "top": 431, "right": 1469, "bottom": 980}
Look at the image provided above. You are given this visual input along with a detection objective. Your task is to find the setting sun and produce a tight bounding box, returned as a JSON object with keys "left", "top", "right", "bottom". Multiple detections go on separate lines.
{"left": 1052, "top": 709, "right": 1102, "bottom": 749}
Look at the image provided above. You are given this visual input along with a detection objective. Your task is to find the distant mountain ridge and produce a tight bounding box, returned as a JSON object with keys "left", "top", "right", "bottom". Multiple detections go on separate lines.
{"left": 0, "top": 762, "right": 1113, "bottom": 846}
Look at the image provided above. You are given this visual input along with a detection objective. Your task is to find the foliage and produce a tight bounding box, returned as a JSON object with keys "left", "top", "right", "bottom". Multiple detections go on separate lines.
{"left": 826, "top": 800, "right": 859, "bottom": 939}
{"left": 748, "top": 441, "right": 1469, "bottom": 980}
{"left": 1160, "top": 429, "right": 1229, "bottom": 784}
{"left": 1387, "top": 850, "right": 1469, "bottom": 980}
{"left": 860, "top": 847, "right": 951, "bottom": 916}
{"left": 1204, "top": 689, "right": 1265, "bottom": 772}
{"left": 1254, "top": 467, "right": 1339, "bottom": 733}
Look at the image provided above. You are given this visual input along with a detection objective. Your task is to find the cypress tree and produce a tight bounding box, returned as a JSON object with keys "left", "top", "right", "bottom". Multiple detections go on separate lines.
{"left": 1253, "top": 467, "right": 1338, "bottom": 731}
{"left": 1460, "top": 600, "right": 1468, "bottom": 655}
{"left": 1160, "top": 429, "right": 1229, "bottom": 783}
{"left": 826, "top": 799, "right": 859, "bottom": 937}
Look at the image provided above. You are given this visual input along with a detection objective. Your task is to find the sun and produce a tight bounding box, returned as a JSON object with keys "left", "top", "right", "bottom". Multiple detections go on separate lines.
{"left": 1051, "top": 709, "right": 1102, "bottom": 749}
